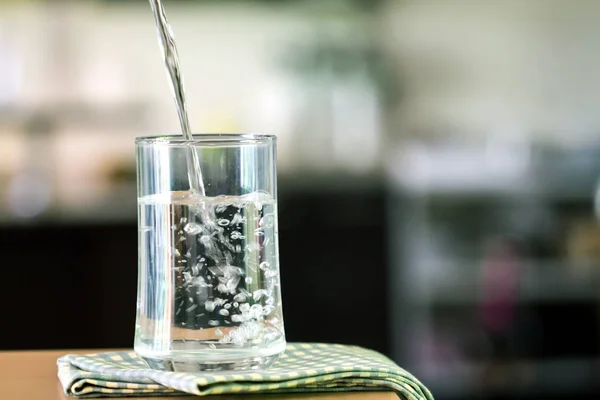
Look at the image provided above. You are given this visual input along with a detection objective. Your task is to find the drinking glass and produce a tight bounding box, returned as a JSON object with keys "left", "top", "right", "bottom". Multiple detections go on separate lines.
{"left": 134, "top": 134, "right": 285, "bottom": 371}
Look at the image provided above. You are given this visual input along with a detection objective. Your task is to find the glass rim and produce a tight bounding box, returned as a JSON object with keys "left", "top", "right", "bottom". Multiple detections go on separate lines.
{"left": 135, "top": 133, "right": 276, "bottom": 146}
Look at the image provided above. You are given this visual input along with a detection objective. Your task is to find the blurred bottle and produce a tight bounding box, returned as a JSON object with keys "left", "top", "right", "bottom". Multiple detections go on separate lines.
{"left": 476, "top": 237, "right": 524, "bottom": 393}
{"left": 6, "top": 114, "right": 55, "bottom": 219}
{"left": 281, "top": 20, "right": 384, "bottom": 175}
{"left": 478, "top": 237, "right": 521, "bottom": 359}
{"left": 0, "top": 25, "right": 21, "bottom": 106}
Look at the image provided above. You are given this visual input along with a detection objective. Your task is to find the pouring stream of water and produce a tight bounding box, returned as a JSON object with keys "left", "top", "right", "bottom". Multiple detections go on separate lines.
{"left": 148, "top": 0, "right": 206, "bottom": 196}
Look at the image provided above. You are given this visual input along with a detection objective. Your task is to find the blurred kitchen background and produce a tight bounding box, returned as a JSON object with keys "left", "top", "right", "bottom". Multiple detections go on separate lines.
{"left": 2, "top": 0, "right": 600, "bottom": 399}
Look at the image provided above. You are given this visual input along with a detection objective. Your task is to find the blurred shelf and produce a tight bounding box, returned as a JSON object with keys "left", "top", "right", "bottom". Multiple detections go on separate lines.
{"left": 387, "top": 141, "right": 600, "bottom": 201}
{"left": 0, "top": 102, "right": 150, "bottom": 128}
{"left": 420, "top": 357, "right": 600, "bottom": 398}
{"left": 279, "top": 172, "right": 384, "bottom": 192}
{"left": 409, "top": 261, "right": 600, "bottom": 304}
{"left": 0, "top": 184, "right": 137, "bottom": 226}
{"left": 0, "top": 174, "right": 385, "bottom": 226}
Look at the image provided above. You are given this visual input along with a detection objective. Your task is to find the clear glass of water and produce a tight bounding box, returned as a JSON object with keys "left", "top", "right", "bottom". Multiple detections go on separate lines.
{"left": 134, "top": 134, "right": 286, "bottom": 372}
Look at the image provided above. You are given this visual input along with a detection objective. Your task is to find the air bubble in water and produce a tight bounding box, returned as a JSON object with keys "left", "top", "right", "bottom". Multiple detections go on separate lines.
{"left": 204, "top": 301, "right": 215, "bottom": 312}
{"left": 263, "top": 327, "right": 280, "bottom": 342}
{"left": 219, "top": 309, "right": 230, "bottom": 316}
{"left": 217, "top": 283, "right": 229, "bottom": 293}
{"left": 225, "top": 252, "right": 234, "bottom": 266}
{"left": 180, "top": 217, "right": 188, "bottom": 224}
{"left": 186, "top": 304, "right": 198, "bottom": 312}
{"left": 239, "top": 303, "right": 250, "bottom": 313}
{"left": 184, "top": 222, "right": 203, "bottom": 235}
{"left": 208, "top": 320, "right": 220, "bottom": 327}
{"left": 259, "top": 261, "right": 270, "bottom": 271}
{"left": 264, "top": 269, "right": 278, "bottom": 279}
{"left": 253, "top": 289, "right": 267, "bottom": 301}
{"left": 234, "top": 293, "right": 247, "bottom": 303}
{"left": 245, "top": 277, "right": 253, "bottom": 285}
{"left": 231, "top": 231, "right": 245, "bottom": 240}
{"left": 224, "top": 303, "right": 232, "bottom": 309}
{"left": 259, "top": 214, "right": 274, "bottom": 228}
{"left": 214, "top": 298, "right": 226, "bottom": 306}
{"left": 249, "top": 304, "right": 263, "bottom": 319}
{"left": 262, "top": 305, "right": 275, "bottom": 316}
{"left": 231, "top": 314, "right": 242, "bottom": 323}
{"left": 231, "top": 213, "right": 246, "bottom": 225}
{"left": 191, "top": 276, "right": 210, "bottom": 287}
{"left": 217, "top": 219, "right": 230, "bottom": 227}
{"left": 227, "top": 276, "right": 241, "bottom": 292}
{"left": 191, "top": 263, "right": 203, "bottom": 276}
{"left": 210, "top": 265, "right": 244, "bottom": 278}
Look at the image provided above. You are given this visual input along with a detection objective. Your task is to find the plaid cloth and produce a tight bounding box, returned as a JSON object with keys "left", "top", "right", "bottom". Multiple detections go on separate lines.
{"left": 57, "top": 343, "right": 433, "bottom": 399}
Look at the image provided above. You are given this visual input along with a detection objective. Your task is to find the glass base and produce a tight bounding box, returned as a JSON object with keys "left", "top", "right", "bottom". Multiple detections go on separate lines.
{"left": 141, "top": 353, "right": 281, "bottom": 372}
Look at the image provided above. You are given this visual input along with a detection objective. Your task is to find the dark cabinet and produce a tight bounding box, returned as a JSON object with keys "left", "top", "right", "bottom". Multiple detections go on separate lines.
{"left": 0, "top": 179, "right": 389, "bottom": 355}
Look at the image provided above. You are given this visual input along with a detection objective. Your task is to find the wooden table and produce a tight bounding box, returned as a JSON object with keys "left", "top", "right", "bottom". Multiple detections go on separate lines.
{"left": 0, "top": 350, "right": 398, "bottom": 400}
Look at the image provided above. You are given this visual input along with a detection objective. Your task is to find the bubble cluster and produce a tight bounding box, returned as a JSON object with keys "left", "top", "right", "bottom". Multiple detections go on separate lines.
{"left": 164, "top": 192, "right": 283, "bottom": 346}
{"left": 183, "top": 222, "right": 203, "bottom": 235}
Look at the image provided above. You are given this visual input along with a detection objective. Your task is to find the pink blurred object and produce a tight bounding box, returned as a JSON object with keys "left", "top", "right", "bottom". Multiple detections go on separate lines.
{"left": 478, "top": 238, "right": 520, "bottom": 334}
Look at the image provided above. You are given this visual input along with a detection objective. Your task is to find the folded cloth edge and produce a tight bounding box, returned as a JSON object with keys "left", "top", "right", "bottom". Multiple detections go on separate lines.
{"left": 57, "top": 345, "right": 434, "bottom": 400}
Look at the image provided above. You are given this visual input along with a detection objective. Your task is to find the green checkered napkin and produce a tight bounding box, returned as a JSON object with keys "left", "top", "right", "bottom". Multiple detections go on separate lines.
{"left": 57, "top": 343, "right": 433, "bottom": 399}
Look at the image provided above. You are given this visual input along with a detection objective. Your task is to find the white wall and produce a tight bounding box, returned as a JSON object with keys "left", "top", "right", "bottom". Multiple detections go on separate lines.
{"left": 0, "top": 1, "right": 385, "bottom": 176}
{"left": 381, "top": 0, "right": 600, "bottom": 145}
{"left": 0, "top": 0, "right": 321, "bottom": 188}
